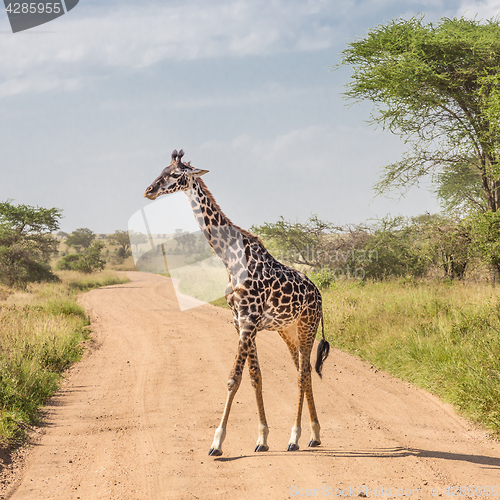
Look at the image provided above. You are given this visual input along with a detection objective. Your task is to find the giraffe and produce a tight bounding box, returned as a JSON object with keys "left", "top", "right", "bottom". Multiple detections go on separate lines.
{"left": 144, "top": 149, "right": 330, "bottom": 456}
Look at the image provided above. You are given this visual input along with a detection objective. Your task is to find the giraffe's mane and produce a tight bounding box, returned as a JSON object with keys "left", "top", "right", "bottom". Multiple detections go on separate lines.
{"left": 197, "top": 178, "right": 263, "bottom": 243}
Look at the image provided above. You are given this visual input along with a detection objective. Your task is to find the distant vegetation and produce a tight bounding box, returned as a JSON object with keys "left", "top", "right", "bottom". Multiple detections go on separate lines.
{"left": 57, "top": 228, "right": 136, "bottom": 274}
{"left": 0, "top": 203, "right": 135, "bottom": 287}
{"left": 56, "top": 241, "right": 106, "bottom": 273}
{"left": 64, "top": 227, "right": 96, "bottom": 252}
{"left": 251, "top": 212, "right": 500, "bottom": 283}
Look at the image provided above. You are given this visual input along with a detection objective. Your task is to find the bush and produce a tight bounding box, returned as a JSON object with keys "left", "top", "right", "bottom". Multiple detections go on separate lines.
{"left": 56, "top": 254, "right": 81, "bottom": 271}
{"left": 309, "top": 270, "right": 334, "bottom": 289}
{"left": 468, "top": 211, "right": 500, "bottom": 276}
{"left": 55, "top": 241, "right": 106, "bottom": 274}
{"left": 74, "top": 241, "right": 106, "bottom": 273}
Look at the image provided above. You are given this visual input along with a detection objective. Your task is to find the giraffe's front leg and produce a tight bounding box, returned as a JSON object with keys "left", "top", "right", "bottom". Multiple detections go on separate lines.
{"left": 247, "top": 341, "right": 269, "bottom": 452}
{"left": 208, "top": 377, "right": 239, "bottom": 457}
{"left": 208, "top": 334, "right": 248, "bottom": 457}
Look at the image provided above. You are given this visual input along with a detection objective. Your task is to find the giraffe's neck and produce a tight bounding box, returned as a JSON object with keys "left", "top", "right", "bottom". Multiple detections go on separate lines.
{"left": 185, "top": 179, "right": 251, "bottom": 284}
{"left": 186, "top": 178, "right": 232, "bottom": 247}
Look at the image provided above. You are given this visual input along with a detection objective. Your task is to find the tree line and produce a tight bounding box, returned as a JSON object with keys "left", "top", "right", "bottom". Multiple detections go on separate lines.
{"left": 251, "top": 212, "right": 499, "bottom": 284}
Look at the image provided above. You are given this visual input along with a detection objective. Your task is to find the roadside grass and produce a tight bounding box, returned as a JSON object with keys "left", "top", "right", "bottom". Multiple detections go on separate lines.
{"left": 210, "top": 297, "right": 230, "bottom": 309}
{"left": 0, "top": 270, "right": 130, "bottom": 447}
{"left": 318, "top": 279, "right": 500, "bottom": 437}
{"left": 175, "top": 261, "right": 228, "bottom": 304}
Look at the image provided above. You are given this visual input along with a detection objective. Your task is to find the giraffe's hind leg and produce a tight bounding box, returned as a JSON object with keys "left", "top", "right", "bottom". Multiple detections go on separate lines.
{"left": 285, "top": 313, "right": 323, "bottom": 451}
{"left": 278, "top": 324, "right": 300, "bottom": 371}
{"left": 300, "top": 315, "right": 323, "bottom": 448}
{"left": 278, "top": 324, "right": 303, "bottom": 450}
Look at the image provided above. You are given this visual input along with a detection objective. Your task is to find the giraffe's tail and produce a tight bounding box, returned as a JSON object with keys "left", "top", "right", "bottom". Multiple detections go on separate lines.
{"left": 315, "top": 314, "right": 330, "bottom": 379}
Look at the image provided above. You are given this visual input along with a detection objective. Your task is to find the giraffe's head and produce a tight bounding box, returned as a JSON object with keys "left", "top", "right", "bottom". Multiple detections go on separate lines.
{"left": 144, "top": 149, "right": 209, "bottom": 200}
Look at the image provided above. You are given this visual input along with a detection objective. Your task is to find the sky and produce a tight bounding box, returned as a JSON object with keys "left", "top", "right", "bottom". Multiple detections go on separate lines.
{"left": 1, "top": 0, "right": 499, "bottom": 234}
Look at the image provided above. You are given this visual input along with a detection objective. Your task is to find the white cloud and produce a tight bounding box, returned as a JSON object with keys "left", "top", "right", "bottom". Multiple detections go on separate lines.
{"left": 0, "top": 0, "right": 341, "bottom": 99}
{"left": 0, "top": 75, "right": 82, "bottom": 99}
{"left": 458, "top": 0, "right": 500, "bottom": 19}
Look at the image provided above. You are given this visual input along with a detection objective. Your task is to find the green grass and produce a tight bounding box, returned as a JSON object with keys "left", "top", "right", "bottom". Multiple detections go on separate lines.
{"left": 67, "top": 273, "right": 131, "bottom": 291}
{"left": 318, "top": 279, "right": 500, "bottom": 437}
{"left": 0, "top": 270, "right": 130, "bottom": 447}
{"left": 210, "top": 296, "right": 230, "bottom": 309}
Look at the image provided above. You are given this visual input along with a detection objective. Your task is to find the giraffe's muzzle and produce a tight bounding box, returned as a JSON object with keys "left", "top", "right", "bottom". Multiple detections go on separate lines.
{"left": 144, "top": 185, "right": 159, "bottom": 200}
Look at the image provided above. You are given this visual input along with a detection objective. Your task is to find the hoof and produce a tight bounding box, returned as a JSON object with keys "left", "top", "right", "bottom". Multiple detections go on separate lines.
{"left": 308, "top": 440, "right": 321, "bottom": 447}
{"left": 287, "top": 443, "right": 299, "bottom": 452}
{"left": 254, "top": 444, "right": 269, "bottom": 452}
{"left": 208, "top": 448, "right": 223, "bottom": 457}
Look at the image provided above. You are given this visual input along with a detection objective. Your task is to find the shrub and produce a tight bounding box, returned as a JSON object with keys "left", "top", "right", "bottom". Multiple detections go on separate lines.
{"left": 56, "top": 254, "right": 81, "bottom": 271}
{"left": 309, "top": 270, "right": 334, "bottom": 289}
{"left": 55, "top": 242, "right": 106, "bottom": 274}
{"left": 468, "top": 211, "right": 500, "bottom": 276}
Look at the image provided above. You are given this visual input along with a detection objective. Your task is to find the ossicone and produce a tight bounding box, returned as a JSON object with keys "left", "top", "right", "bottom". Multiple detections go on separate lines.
{"left": 171, "top": 149, "right": 185, "bottom": 163}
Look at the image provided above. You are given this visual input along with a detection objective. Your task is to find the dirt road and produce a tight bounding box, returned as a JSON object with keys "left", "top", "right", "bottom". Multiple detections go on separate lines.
{"left": 5, "top": 272, "right": 500, "bottom": 499}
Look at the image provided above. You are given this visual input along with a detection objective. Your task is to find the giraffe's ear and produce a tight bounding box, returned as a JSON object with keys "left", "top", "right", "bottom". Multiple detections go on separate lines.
{"left": 190, "top": 168, "right": 209, "bottom": 178}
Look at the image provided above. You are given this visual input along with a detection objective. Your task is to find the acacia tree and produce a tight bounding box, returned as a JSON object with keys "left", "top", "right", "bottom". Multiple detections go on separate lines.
{"left": 339, "top": 16, "right": 500, "bottom": 211}
{"left": 65, "top": 227, "right": 95, "bottom": 252}
{"left": 432, "top": 160, "right": 488, "bottom": 214}
{"left": 128, "top": 231, "right": 148, "bottom": 253}
{"left": 250, "top": 215, "right": 340, "bottom": 269}
{"left": 108, "top": 230, "right": 130, "bottom": 253}
{"left": 0, "top": 201, "right": 61, "bottom": 287}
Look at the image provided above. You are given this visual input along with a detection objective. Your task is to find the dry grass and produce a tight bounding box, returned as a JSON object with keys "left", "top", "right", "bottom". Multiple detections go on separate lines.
{"left": 0, "top": 270, "right": 129, "bottom": 447}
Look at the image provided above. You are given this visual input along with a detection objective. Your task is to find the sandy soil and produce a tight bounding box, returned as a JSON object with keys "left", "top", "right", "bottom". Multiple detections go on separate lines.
{"left": 2, "top": 271, "right": 500, "bottom": 499}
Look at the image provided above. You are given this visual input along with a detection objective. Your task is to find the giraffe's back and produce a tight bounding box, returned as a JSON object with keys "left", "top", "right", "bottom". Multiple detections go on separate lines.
{"left": 226, "top": 240, "right": 322, "bottom": 333}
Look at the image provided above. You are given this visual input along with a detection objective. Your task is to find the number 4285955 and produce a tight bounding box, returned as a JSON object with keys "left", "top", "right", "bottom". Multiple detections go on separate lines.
{"left": 6, "top": 3, "right": 62, "bottom": 14}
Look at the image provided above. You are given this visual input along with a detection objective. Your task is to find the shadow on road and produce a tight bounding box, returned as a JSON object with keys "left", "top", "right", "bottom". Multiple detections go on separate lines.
{"left": 215, "top": 446, "right": 500, "bottom": 469}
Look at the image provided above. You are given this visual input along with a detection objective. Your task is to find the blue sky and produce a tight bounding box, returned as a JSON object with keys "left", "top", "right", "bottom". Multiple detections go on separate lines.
{"left": 0, "top": 0, "right": 499, "bottom": 233}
